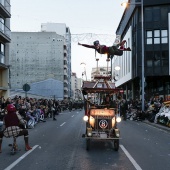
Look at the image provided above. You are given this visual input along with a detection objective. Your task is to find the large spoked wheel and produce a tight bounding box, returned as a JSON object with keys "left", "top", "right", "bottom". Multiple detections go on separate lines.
{"left": 86, "top": 139, "right": 90, "bottom": 151}
{"left": 114, "top": 139, "right": 119, "bottom": 151}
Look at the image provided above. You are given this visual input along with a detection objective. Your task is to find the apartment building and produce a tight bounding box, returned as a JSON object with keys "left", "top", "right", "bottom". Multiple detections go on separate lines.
{"left": 41, "top": 23, "right": 72, "bottom": 98}
{"left": 0, "top": 0, "right": 11, "bottom": 98}
{"left": 10, "top": 32, "right": 67, "bottom": 99}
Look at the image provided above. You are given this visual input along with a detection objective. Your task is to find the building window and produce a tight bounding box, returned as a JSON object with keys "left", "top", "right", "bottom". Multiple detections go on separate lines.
{"left": 162, "top": 51, "right": 168, "bottom": 67}
{"left": 153, "top": 7, "right": 160, "bottom": 22}
{"left": 0, "top": 43, "right": 4, "bottom": 54}
{"left": 154, "top": 51, "right": 161, "bottom": 67}
{"left": 154, "top": 30, "right": 160, "bottom": 44}
{"left": 146, "top": 31, "right": 152, "bottom": 44}
{"left": 161, "top": 30, "right": 168, "bottom": 44}
{"left": 145, "top": 8, "right": 152, "bottom": 22}
{"left": 146, "top": 51, "right": 153, "bottom": 67}
{"left": 147, "top": 30, "right": 168, "bottom": 45}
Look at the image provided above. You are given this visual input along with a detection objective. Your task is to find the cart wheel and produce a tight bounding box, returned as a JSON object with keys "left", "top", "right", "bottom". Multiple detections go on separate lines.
{"left": 114, "top": 139, "right": 119, "bottom": 151}
{"left": 86, "top": 139, "right": 90, "bottom": 150}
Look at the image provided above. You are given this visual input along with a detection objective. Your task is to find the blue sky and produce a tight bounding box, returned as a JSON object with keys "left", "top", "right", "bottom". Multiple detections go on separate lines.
{"left": 11, "top": 0, "right": 125, "bottom": 79}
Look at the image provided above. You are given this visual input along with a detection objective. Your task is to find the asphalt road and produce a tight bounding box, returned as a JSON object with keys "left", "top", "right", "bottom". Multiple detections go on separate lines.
{"left": 0, "top": 109, "right": 170, "bottom": 170}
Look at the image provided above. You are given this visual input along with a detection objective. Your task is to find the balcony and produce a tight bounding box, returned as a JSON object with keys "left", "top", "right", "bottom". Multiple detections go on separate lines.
{"left": 0, "top": 53, "right": 4, "bottom": 64}
{"left": 64, "top": 70, "right": 68, "bottom": 76}
{"left": 0, "top": 24, "right": 11, "bottom": 42}
{"left": 64, "top": 55, "right": 67, "bottom": 61}
{"left": 64, "top": 87, "right": 68, "bottom": 91}
{"left": 64, "top": 94, "right": 68, "bottom": 98}
{"left": 64, "top": 79, "right": 68, "bottom": 84}
{"left": 0, "top": 62, "right": 8, "bottom": 70}
{"left": 0, "top": 0, "right": 11, "bottom": 18}
{"left": 64, "top": 64, "right": 68, "bottom": 69}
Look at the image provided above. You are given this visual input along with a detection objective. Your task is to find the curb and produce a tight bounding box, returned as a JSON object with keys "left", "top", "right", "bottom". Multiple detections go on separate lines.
{"left": 143, "top": 120, "right": 170, "bottom": 132}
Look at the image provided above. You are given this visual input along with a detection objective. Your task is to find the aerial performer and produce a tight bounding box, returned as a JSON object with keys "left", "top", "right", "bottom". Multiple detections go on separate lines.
{"left": 78, "top": 40, "right": 131, "bottom": 58}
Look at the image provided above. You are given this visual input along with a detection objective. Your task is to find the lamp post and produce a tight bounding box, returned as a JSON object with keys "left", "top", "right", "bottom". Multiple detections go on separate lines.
{"left": 113, "top": 65, "right": 121, "bottom": 81}
{"left": 80, "top": 62, "right": 87, "bottom": 80}
{"left": 96, "top": 57, "right": 99, "bottom": 75}
{"left": 121, "top": 0, "right": 144, "bottom": 111}
{"left": 106, "top": 58, "right": 110, "bottom": 76}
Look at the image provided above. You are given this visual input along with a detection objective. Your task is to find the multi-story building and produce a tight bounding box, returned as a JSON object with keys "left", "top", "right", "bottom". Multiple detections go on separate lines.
{"left": 76, "top": 77, "right": 83, "bottom": 99}
{"left": 114, "top": 0, "right": 170, "bottom": 101}
{"left": 10, "top": 32, "right": 68, "bottom": 99}
{"left": 71, "top": 73, "right": 83, "bottom": 100}
{"left": 71, "top": 72, "right": 77, "bottom": 99}
{"left": 0, "top": 0, "right": 11, "bottom": 98}
{"left": 41, "top": 23, "right": 72, "bottom": 98}
{"left": 91, "top": 66, "right": 111, "bottom": 81}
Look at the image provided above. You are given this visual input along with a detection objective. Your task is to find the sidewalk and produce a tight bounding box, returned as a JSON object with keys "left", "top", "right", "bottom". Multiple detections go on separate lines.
{"left": 143, "top": 120, "right": 170, "bottom": 132}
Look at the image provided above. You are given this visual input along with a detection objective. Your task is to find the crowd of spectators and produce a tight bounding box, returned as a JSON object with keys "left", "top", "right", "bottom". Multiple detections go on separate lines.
{"left": 0, "top": 95, "right": 73, "bottom": 123}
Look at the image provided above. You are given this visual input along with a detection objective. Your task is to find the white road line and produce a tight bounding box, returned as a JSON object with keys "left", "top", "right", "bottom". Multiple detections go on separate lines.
{"left": 60, "top": 122, "right": 66, "bottom": 126}
{"left": 71, "top": 115, "right": 74, "bottom": 117}
{"left": 120, "top": 145, "right": 142, "bottom": 170}
{"left": 4, "top": 145, "right": 39, "bottom": 170}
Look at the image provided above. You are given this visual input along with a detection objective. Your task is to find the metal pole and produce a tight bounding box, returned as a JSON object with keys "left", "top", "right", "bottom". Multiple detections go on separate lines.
{"left": 111, "top": 57, "right": 112, "bottom": 80}
{"left": 141, "top": 0, "right": 145, "bottom": 111}
{"left": 96, "top": 58, "right": 99, "bottom": 74}
{"left": 84, "top": 67, "right": 87, "bottom": 81}
{"left": 106, "top": 58, "right": 110, "bottom": 76}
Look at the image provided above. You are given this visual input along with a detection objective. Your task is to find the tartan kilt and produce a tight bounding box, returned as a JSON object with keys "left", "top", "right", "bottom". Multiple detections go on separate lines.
{"left": 3, "top": 126, "right": 22, "bottom": 138}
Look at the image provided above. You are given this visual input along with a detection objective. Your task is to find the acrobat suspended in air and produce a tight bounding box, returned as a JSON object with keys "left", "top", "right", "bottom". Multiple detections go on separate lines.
{"left": 78, "top": 40, "right": 131, "bottom": 57}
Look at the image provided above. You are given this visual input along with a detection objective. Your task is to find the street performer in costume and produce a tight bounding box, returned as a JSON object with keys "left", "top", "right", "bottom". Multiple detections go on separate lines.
{"left": 78, "top": 40, "right": 131, "bottom": 57}
{"left": 0, "top": 104, "right": 32, "bottom": 153}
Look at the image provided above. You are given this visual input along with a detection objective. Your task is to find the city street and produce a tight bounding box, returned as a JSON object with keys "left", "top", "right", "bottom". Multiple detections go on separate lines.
{"left": 0, "top": 109, "right": 170, "bottom": 170}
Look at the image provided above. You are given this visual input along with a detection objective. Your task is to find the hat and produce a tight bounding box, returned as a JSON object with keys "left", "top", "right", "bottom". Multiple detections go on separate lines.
{"left": 7, "top": 104, "right": 16, "bottom": 112}
{"left": 93, "top": 40, "right": 100, "bottom": 46}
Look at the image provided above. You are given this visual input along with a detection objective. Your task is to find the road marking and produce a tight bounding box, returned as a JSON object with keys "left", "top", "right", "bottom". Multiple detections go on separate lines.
{"left": 60, "top": 122, "right": 66, "bottom": 126}
{"left": 71, "top": 115, "right": 74, "bottom": 117}
{"left": 4, "top": 145, "right": 39, "bottom": 170}
{"left": 120, "top": 145, "right": 142, "bottom": 170}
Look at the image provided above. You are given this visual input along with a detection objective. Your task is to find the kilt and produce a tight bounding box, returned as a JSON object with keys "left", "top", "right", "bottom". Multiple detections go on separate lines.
{"left": 3, "top": 126, "right": 22, "bottom": 138}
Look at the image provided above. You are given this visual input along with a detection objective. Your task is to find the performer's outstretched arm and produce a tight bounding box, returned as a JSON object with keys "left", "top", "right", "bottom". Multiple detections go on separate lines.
{"left": 78, "top": 42, "right": 95, "bottom": 49}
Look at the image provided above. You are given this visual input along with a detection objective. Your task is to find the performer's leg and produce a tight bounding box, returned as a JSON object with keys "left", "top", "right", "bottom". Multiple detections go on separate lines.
{"left": 119, "top": 40, "right": 126, "bottom": 46}
{"left": 114, "top": 49, "right": 123, "bottom": 56}
{"left": 18, "top": 129, "right": 32, "bottom": 151}
{"left": 108, "top": 46, "right": 117, "bottom": 55}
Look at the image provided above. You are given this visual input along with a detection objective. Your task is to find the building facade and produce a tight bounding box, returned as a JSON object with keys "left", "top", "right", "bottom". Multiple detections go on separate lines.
{"left": 71, "top": 72, "right": 83, "bottom": 100}
{"left": 114, "top": 0, "right": 170, "bottom": 101}
{"left": 10, "top": 32, "right": 68, "bottom": 99}
{"left": 71, "top": 72, "right": 77, "bottom": 100}
{"left": 91, "top": 66, "right": 111, "bottom": 81}
{"left": 0, "top": 0, "right": 11, "bottom": 98}
{"left": 41, "top": 23, "right": 72, "bottom": 98}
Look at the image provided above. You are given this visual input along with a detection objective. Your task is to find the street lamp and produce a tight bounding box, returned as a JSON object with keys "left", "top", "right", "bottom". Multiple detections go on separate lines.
{"left": 96, "top": 57, "right": 99, "bottom": 75}
{"left": 106, "top": 58, "right": 110, "bottom": 76}
{"left": 121, "top": 0, "right": 145, "bottom": 111}
{"left": 80, "top": 62, "right": 87, "bottom": 80}
{"left": 113, "top": 65, "right": 121, "bottom": 82}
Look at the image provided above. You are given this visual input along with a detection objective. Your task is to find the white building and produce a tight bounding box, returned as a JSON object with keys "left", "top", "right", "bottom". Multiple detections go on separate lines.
{"left": 71, "top": 73, "right": 83, "bottom": 100}
{"left": 41, "top": 23, "right": 72, "bottom": 97}
{"left": 91, "top": 66, "right": 111, "bottom": 81}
